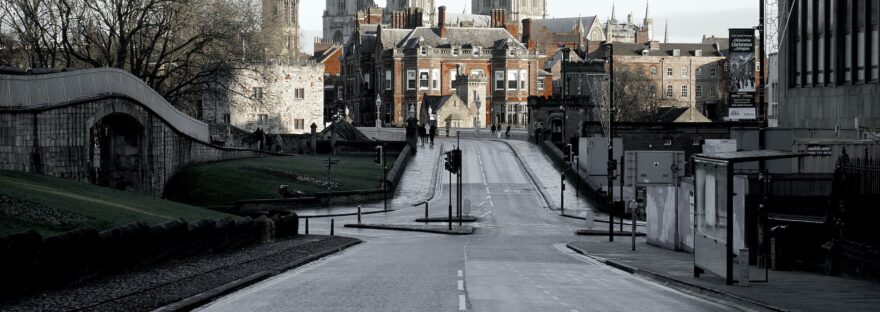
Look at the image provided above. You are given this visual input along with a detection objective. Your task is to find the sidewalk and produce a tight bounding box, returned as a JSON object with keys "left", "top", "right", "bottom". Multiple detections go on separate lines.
{"left": 504, "top": 140, "right": 595, "bottom": 214}
{"left": 568, "top": 237, "right": 880, "bottom": 312}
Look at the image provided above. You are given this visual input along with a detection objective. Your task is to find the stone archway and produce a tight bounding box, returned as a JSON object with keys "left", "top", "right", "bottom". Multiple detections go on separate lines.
{"left": 88, "top": 113, "right": 144, "bottom": 192}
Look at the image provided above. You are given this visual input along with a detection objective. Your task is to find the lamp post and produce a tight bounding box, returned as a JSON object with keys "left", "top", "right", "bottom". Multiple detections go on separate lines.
{"left": 376, "top": 97, "right": 382, "bottom": 129}
{"left": 607, "top": 43, "right": 616, "bottom": 242}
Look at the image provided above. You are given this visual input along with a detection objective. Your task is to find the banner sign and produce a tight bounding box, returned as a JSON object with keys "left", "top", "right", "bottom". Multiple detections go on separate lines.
{"left": 728, "top": 28, "right": 757, "bottom": 121}
{"left": 806, "top": 144, "right": 832, "bottom": 156}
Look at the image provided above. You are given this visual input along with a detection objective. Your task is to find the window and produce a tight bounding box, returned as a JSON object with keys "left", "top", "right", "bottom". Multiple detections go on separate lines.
{"left": 695, "top": 85, "right": 703, "bottom": 98}
{"left": 294, "top": 119, "right": 305, "bottom": 130}
{"left": 420, "top": 47, "right": 427, "bottom": 56}
{"left": 471, "top": 69, "right": 484, "bottom": 76}
{"left": 452, "top": 47, "right": 460, "bottom": 56}
{"left": 771, "top": 82, "right": 779, "bottom": 103}
{"left": 709, "top": 86, "right": 716, "bottom": 98}
{"left": 650, "top": 66, "right": 657, "bottom": 76}
{"left": 419, "top": 70, "right": 429, "bottom": 90}
{"left": 363, "top": 74, "right": 370, "bottom": 88}
{"left": 294, "top": 88, "right": 305, "bottom": 99}
{"left": 666, "top": 85, "right": 674, "bottom": 98}
{"left": 519, "top": 70, "right": 527, "bottom": 90}
{"left": 431, "top": 69, "right": 440, "bottom": 90}
{"left": 223, "top": 114, "right": 231, "bottom": 124}
{"left": 537, "top": 78, "right": 545, "bottom": 90}
{"left": 681, "top": 85, "right": 689, "bottom": 98}
{"left": 667, "top": 67, "right": 673, "bottom": 77}
{"left": 252, "top": 87, "right": 263, "bottom": 99}
{"left": 385, "top": 70, "right": 392, "bottom": 91}
{"left": 507, "top": 71, "right": 518, "bottom": 90}
{"left": 710, "top": 67, "right": 717, "bottom": 77}
{"left": 406, "top": 70, "right": 416, "bottom": 90}
{"left": 450, "top": 68, "right": 459, "bottom": 89}
{"left": 663, "top": 136, "right": 673, "bottom": 146}
{"left": 257, "top": 114, "right": 269, "bottom": 125}
{"left": 681, "top": 67, "right": 689, "bottom": 77}
{"left": 495, "top": 71, "right": 505, "bottom": 90}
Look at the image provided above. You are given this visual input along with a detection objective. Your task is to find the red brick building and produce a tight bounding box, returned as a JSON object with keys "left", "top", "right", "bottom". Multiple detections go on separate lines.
{"left": 340, "top": 7, "right": 544, "bottom": 128}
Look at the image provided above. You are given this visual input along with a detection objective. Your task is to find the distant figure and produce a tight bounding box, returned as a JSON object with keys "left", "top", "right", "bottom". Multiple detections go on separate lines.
{"left": 424, "top": 123, "right": 430, "bottom": 144}
{"left": 418, "top": 125, "right": 426, "bottom": 145}
{"left": 491, "top": 124, "right": 497, "bottom": 136}
{"left": 429, "top": 125, "right": 436, "bottom": 146}
{"left": 445, "top": 122, "right": 451, "bottom": 137}
{"left": 505, "top": 124, "right": 511, "bottom": 139}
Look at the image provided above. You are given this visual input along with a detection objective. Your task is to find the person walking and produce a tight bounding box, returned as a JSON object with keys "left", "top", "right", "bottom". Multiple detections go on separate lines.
{"left": 505, "top": 124, "right": 511, "bottom": 139}
{"left": 429, "top": 124, "right": 436, "bottom": 146}
{"left": 491, "top": 124, "right": 496, "bottom": 136}
{"left": 418, "top": 125, "right": 426, "bottom": 145}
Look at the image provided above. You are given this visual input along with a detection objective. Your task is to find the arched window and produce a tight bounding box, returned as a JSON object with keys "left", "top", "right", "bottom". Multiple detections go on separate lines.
{"left": 666, "top": 85, "right": 674, "bottom": 98}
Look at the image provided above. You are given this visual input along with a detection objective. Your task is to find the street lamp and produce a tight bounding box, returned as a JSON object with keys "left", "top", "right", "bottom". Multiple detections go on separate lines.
{"left": 376, "top": 97, "right": 382, "bottom": 129}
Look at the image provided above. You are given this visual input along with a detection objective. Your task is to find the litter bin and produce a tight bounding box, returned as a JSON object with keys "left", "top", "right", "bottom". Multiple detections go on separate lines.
{"left": 771, "top": 225, "right": 790, "bottom": 271}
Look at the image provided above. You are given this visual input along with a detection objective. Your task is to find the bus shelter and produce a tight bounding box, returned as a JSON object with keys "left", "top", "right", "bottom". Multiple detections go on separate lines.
{"left": 693, "top": 150, "right": 805, "bottom": 285}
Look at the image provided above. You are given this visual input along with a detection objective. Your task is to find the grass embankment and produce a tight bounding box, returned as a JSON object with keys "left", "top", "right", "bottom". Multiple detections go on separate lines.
{"left": 164, "top": 155, "right": 398, "bottom": 207}
{"left": 0, "top": 171, "right": 235, "bottom": 237}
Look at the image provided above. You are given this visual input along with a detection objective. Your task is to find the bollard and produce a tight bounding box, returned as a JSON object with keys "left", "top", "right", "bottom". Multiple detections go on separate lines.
{"left": 330, "top": 219, "right": 335, "bottom": 236}
{"left": 305, "top": 218, "right": 309, "bottom": 235}
{"left": 357, "top": 205, "right": 362, "bottom": 224}
{"left": 425, "top": 202, "right": 429, "bottom": 220}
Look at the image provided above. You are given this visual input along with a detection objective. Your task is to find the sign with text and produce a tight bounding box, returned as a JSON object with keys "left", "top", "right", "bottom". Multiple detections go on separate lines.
{"left": 728, "top": 28, "right": 757, "bottom": 121}
{"left": 728, "top": 107, "right": 757, "bottom": 121}
{"left": 806, "top": 144, "right": 832, "bottom": 156}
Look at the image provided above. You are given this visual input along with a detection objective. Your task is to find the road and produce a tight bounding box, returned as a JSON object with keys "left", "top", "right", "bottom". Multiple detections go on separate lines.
{"left": 197, "top": 139, "right": 737, "bottom": 312}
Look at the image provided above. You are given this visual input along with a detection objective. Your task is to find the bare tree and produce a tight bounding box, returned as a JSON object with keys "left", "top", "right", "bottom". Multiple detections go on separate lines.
{"left": 612, "top": 66, "right": 673, "bottom": 122}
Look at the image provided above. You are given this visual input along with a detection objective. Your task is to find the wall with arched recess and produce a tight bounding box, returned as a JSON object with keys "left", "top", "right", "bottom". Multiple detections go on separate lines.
{"left": 0, "top": 69, "right": 274, "bottom": 197}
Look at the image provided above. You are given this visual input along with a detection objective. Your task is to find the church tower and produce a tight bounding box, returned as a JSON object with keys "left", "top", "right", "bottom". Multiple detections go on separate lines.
{"left": 262, "top": 0, "right": 299, "bottom": 59}
{"left": 471, "top": 0, "right": 546, "bottom": 24}
{"left": 643, "top": 0, "right": 654, "bottom": 42}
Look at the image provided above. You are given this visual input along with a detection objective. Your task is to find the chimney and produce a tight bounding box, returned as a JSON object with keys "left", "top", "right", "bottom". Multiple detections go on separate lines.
{"left": 491, "top": 9, "right": 507, "bottom": 28}
{"left": 438, "top": 6, "right": 447, "bottom": 38}
{"left": 522, "top": 18, "right": 533, "bottom": 49}
{"left": 649, "top": 40, "right": 660, "bottom": 50}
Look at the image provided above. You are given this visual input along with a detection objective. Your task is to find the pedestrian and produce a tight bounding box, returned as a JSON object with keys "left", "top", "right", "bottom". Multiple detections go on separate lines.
{"left": 424, "top": 123, "right": 430, "bottom": 144}
{"left": 429, "top": 125, "right": 436, "bottom": 146}
{"left": 418, "top": 125, "right": 426, "bottom": 145}
{"left": 505, "top": 124, "right": 511, "bottom": 139}
{"left": 445, "top": 122, "right": 450, "bottom": 137}
{"left": 491, "top": 124, "right": 496, "bottom": 136}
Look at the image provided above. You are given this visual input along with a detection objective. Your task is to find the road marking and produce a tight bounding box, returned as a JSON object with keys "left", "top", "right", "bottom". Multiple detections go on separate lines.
{"left": 476, "top": 145, "right": 488, "bottom": 186}
{"left": 478, "top": 210, "right": 492, "bottom": 218}
{"left": 551, "top": 296, "right": 560, "bottom": 300}
{"left": 458, "top": 280, "right": 464, "bottom": 290}
{"left": 459, "top": 294, "right": 467, "bottom": 310}
{"left": 458, "top": 270, "right": 463, "bottom": 277}
{"left": 571, "top": 310, "right": 580, "bottom": 312}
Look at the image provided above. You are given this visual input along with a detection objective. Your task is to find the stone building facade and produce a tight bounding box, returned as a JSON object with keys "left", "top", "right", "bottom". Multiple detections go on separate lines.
{"left": 385, "top": 0, "right": 435, "bottom": 25}
{"left": 604, "top": 3, "right": 653, "bottom": 44}
{"left": 472, "top": 0, "right": 546, "bottom": 24}
{"left": 612, "top": 41, "right": 729, "bottom": 120}
{"left": 323, "top": 0, "right": 377, "bottom": 44}
{"left": 262, "top": 0, "right": 300, "bottom": 58}
{"left": 201, "top": 63, "right": 325, "bottom": 136}
{"left": 341, "top": 7, "right": 542, "bottom": 128}
{"left": 419, "top": 71, "right": 488, "bottom": 128}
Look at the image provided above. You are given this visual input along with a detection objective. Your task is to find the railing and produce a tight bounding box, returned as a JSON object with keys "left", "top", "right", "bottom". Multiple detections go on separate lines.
{"left": 0, "top": 68, "right": 210, "bottom": 142}
{"left": 357, "top": 127, "right": 407, "bottom": 141}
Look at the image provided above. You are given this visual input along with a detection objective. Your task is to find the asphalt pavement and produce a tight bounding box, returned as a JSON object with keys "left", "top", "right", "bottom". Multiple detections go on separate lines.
{"left": 197, "top": 139, "right": 738, "bottom": 312}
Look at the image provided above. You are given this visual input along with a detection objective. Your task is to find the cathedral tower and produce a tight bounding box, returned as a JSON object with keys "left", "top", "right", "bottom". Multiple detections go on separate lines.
{"left": 262, "top": 0, "right": 300, "bottom": 58}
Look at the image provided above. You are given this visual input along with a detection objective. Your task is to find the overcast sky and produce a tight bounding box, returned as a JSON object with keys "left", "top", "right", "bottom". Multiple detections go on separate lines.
{"left": 300, "top": 0, "right": 758, "bottom": 53}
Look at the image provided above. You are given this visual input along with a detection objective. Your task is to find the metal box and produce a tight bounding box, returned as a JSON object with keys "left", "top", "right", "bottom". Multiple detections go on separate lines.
{"left": 624, "top": 151, "right": 686, "bottom": 187}
{"left": 579, "top": 137, "right": 623, "bottom": 177}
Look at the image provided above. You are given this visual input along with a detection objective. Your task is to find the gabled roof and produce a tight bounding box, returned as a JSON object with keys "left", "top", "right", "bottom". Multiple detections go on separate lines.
{"left": 544, "top": 49, "right": 583, "bottom": 70}
{"left": 613, "top": 42, "right": 729, "bottom": 57}
{"left": 531, "top": 16, "right": 598, "bottom": 34}
{"left": 395, "top": 27, "right": 518, "bottom": 49}
{"left": 423, "top": 94, "right": 477, "bottom": 114}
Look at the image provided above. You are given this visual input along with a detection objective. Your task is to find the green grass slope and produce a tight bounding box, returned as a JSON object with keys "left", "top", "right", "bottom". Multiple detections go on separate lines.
{"left": 164, "top": 155, "right": 396, "bottom": 207}
{"left": 0, "top": 171, "right": 235, "bottom": 237}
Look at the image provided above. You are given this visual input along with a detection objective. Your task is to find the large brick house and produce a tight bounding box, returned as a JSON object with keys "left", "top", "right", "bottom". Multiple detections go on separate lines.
{"left": 340, "top": 7, "right": 543, "bottom": 128}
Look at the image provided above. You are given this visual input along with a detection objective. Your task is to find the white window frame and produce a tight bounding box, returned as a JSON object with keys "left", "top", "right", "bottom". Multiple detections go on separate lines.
{"left": 406, "top": 70, "right": 416, "bottom": 90}
{"left": 519, "top": 70, "right": 528, "bottom": 91}
{"left": 681, "top": 67, "right": 689, "bottom": 77}
{"left": 385, "top": 70, "right": 392, "bottom": 91}
{"left": 667, "top": 67, "right": 673, "bottom": 77}
{"left": 450, "top": 69, "right": 459, "bottom": 90}
{"left": 494, "top": 71, "right": 505, "bottom": 91}
{"left": 537, "top": 77, "right": 545, "bottom": 90}
{"left": 507, "top": 71, "right": 518, "bottom": 91}
{"left": 666, "top": 85, "right": 674, "bottom": 98}
{"left": 695, "top": 85, "right": 703, "bottom": 98}
{"left": 681, "top": 85, "right": 689, "bottom": 98}
{"left": 431, "top": 69, "right": 440, "bottom": 90}
{"left": 419, "top": 69, "right": 430, "bottom": 90}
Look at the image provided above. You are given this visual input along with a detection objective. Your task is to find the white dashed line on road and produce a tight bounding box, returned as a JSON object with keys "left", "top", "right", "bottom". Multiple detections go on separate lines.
{"left": 459, "top": 294, "right": 467, "bottom": 310}
{"left": 458, "top": 270, "right": 463, "bottom": 277}
{"left": 458, "top": 280, "right": 464, "bottom": 291}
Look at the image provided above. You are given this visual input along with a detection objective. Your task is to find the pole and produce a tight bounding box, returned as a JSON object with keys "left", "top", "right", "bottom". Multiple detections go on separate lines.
{"left": 383, "top": 163, "right": 388, "bottom": 211}
{"left": 608, "top": 43, "right": 616, "bottom": 242}
{"left": 305, "top": 218, "right": 309, "bottom": 235}
{"left": 576, "top": 156, "right": 580, "bottom": 197}
{"left": 425, "top": 202, "right": 429, "bottom": 220}
{"left": 330, "top": 218, "right": 335, "bottom": 236}
{"left": 357, "top": 205, "right": 362, "bottom": 224}
{"left": 632, "top": 206, "right": 637, "bottom": 251}
{"left": 620, "top": 155, "right": 625, "bottom": 232}
{"left": 449, "top": 168, "right": 453, "bottom": 230}
{"left": 561, "top": 172, "right": 565, "bottom": 214}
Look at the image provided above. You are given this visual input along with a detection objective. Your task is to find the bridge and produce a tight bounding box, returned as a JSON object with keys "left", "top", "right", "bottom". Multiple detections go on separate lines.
{"left": 0, "top": 68, "right": 267, "bottom": 197}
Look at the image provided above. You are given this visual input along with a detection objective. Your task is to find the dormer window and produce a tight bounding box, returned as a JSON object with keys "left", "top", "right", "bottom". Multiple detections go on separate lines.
{"left": 694, "top": 49, "right": 703, "bottom": 57}
{"left": 473, "top": 48, "right": 481, "bottom": 56}
{"left": 642, "top": 49, "right": 650, "bottom": 56}
{"left": 452, "top": 47, "right": 460, "bottom": 56}
{"left": 508, "top": 48, "right": 515, "bottom": 56}
{"left": 672, "top": 49, "right": 681, "bottom": 56}
{"left": 420, "top": 47, "right": 427, "bottom": 56}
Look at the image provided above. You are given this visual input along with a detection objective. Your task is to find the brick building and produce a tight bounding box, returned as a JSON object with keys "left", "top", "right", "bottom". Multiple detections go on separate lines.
{"left": 313, "top": 38, "right": 345, "bottom": 122}
{"left": 611, "top": 41, "right": 729, "bottom": 120}
{"left": 340, "top": 7, "right": 543, "bottom": 128}
{"left": 200, "top": 63, "right": 325, "bottom": 136}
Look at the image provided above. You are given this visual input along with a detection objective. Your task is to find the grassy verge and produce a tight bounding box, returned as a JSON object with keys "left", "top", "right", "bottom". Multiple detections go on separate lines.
{"left": 164, "top": 155, "right": 397, "bottom": 207}
{"left": 0, "top": 171, "right": 236, "bottom": 237}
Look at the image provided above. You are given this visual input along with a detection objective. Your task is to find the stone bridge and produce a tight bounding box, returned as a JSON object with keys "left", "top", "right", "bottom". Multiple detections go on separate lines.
{"left": 0, "top": 68, "right": 268, "bottom": 197}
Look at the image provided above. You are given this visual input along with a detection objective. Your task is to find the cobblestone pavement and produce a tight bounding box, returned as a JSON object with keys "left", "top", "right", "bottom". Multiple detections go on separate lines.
{"left": 0, "top": 235, "right": 359, "bottom": 312}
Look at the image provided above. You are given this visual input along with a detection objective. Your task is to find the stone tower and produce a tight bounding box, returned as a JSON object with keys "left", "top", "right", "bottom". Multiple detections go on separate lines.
{"left": 386, "top": 0, "right": 435, "bottom": 26}
{"left": 643, "top": 0, "right": 654, "bottom": 42}
{"left": 262, "top": 0, "right": 300, "bottom": 59}
{"left": 455, "top": 68, "right": 488, "bottom": 127}
{"left": 471, "top": 0, "right": 546, "bottom": 24}
{"left": 323, "top": 0, "right": 376, "bottom": 44}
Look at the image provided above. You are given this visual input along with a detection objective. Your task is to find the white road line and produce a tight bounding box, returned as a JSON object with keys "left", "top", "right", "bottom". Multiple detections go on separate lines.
{"left": 478, "top": 210, "right": 492, "bottom": 218}
{"left": 458, "top": 270, "right": 463, "bottom": 277}
{"left": 476, "top": 144, "right": 488, "bottom": 186}
{"left": 551, "top": 296, "right": 560, "bottom": 300}
{"left": 571, "top": 310, "right": 580, "bottom": 312}
{"left": 459, "top": 294, "right": 467, "bottom": 310}
{"left": 458, "top": 280, "right": 464, "bottom": 290}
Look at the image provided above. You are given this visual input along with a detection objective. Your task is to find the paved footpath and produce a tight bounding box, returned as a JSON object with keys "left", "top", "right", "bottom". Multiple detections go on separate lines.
{"left": 504, "top": 140, "right": 595, "bottom": 215}
{"left": 569, "top": 237, "right": 880, "bottom": 312}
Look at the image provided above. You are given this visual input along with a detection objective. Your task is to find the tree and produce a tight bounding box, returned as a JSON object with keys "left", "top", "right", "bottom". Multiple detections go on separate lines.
{"left": 612, "top": 66, "right": 673, "bottom": 122}
{"left": 0, "top": 0, "right": 264, "bottom": 113}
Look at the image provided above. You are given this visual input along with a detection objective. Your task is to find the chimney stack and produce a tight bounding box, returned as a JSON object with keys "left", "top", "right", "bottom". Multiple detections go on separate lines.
{"left": 522, "top": 18, "right": 534, "bottom": 49}
{"left": 491, "top": 9, "right": 507, "bottom": 28}
{"left": 438, "top": 6, "right": 447, "bottom": 38}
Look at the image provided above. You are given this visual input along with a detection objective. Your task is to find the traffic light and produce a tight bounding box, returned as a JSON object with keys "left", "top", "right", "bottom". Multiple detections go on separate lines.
{"left": 444, "top": 151, "right": 454, "bottom": 173}
{"left": 451, "top": 149, "right": 462, "bottom": 173}
{"left": 374, "top": 146, "right": 383, "bottom": 165}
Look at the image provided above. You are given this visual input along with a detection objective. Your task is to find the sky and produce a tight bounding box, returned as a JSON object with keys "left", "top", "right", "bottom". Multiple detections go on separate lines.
{"left": 299, "top": 0, "right": 759, "bottom": 53}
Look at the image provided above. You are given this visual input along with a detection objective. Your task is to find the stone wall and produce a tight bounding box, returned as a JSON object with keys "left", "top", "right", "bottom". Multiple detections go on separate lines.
{"left": 0, "top": 97, "right": 270, "bottom": 197}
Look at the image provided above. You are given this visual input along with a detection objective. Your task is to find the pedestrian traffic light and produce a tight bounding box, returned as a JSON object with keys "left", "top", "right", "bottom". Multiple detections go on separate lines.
{"left": 444, "top": 151, "right": 453, "bottom": 173}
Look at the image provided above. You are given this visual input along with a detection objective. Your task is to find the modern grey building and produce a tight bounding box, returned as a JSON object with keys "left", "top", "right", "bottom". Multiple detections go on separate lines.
{"left": 778, "top": 0, "right": 880, "bottom": 140}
